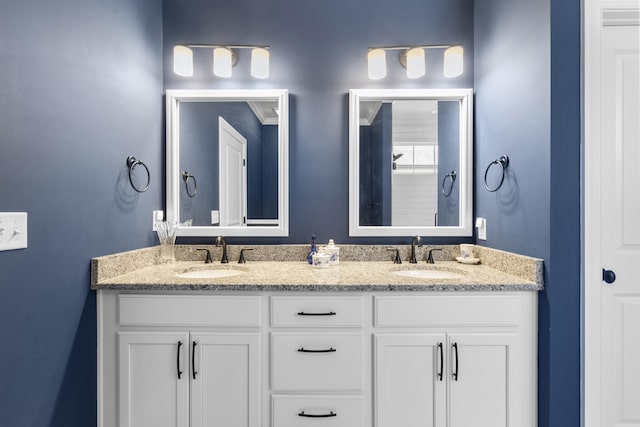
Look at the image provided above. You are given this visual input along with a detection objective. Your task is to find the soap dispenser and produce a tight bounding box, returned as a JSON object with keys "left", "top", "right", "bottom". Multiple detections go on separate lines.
{"left": 306, "top": 235, "right": 317, "bottom": 264}
{"left": 322, "top": 239, "right": 340, "bottom": 265}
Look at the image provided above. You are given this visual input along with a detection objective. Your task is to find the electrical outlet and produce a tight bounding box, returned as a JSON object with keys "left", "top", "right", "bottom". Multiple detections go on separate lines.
{"left": 0, "top": 212, "right": 28, "bottom": 251}
{"left": 476, "top": 217, "right": 487, "bottom": 240}
{"left": 211, "top": 210, "right": 220, "bottom": 225}
{"left": 152, "top": 210, "right": 164, "bottom": 231}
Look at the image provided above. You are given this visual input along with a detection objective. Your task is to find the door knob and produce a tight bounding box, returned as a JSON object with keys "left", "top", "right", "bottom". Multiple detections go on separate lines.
{"left": 602, "top": 268, "right": 616, "bottom": 284}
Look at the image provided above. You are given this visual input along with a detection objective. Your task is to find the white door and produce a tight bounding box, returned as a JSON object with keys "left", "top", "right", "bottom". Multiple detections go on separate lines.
{"left": 219, "top": 117, "right": 247, "bottom": 227}
{"left": 586, "top": 7, "right": 640, "bottom": 426}
{"left": 190, "top": 333, "right": 260, "bottom": 427}
{"left": 374, "top": 334, "right": 446, "bottom": 427}
{"left": 118, "top": 332, "right": 190, "bottom": 427}
{"left": 447, "top": 334, "right": 517, "bottom": 427}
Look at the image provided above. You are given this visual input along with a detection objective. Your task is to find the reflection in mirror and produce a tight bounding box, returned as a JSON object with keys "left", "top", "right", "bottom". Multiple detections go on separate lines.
{"left": 166, "top": 90, "right": 288, "bottom": 237}
{"left": 349, "top": 89, "right": 473, "bottom": 237}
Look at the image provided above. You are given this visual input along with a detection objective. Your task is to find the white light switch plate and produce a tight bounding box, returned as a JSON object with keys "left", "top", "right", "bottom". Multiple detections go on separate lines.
{"left": 152, "top": 210, "right": 164, "bottom": 231}
{"left": 211, "top": 210, "right": 220, "bottom": 225}
{"left": 0, "top": 212, "right": 28, "bottom": 251}
{"left": 476, "top": 217, "right": 487, "bottom": 240}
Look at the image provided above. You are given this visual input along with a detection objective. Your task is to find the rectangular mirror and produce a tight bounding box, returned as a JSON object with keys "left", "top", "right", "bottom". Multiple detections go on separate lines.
{"left": 166, "top": 89, "right": 289, "bottom": 237}
{"left": 349, "top": 89, "right": 473, "bottom": 237}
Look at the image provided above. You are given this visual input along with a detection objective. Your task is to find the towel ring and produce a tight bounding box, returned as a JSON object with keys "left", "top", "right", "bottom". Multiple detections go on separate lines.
{"left": 442, "top": 171, "right": 457, "bottom": 197}
{"left": 484, "top": 155, "right": 510, "bottom": 192}
{"left": 126, "top": 156, "right": 150, "bottom": 193}
{"left": 182, "top": 171, "right": 197, "bottom": 198}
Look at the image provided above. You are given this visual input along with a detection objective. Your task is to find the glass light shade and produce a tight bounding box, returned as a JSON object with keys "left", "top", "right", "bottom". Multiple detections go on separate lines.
{"left": 368, "top": 49, "right": 387, "bottom": 80}
{"left": 406, "top": 48, "right": 425, "bottom": 78}
{"left": 444, "top": 46, "right": 464, "bottom": 78}
{"left": 213, "top": 47, "right": 233, "bottom": 78}
{"left": 251, "top": 48, "right": 270, "bottom": 79}
{"left": 173, "top": 46, "right": 193, "bottom": 77}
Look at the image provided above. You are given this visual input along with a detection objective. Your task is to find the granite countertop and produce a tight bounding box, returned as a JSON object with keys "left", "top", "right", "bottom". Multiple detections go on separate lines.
{"left": 91, "top": 245, "right": 544, "bottom": 292}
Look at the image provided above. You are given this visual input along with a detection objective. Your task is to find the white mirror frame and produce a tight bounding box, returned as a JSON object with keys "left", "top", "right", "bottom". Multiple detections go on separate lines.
{"left": 166, "top": 89, "right": 289, "bottom": 237}
{"left": 349, "top": 88, "right": 473, "bottom": 237}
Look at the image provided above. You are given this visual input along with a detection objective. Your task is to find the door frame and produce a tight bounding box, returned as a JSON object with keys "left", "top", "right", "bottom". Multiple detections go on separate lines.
{"left": 218, "top": 116, "right": 247, "bottom": 227}
{"left": 583, "top": 2, "right": 640, "bottom": 426}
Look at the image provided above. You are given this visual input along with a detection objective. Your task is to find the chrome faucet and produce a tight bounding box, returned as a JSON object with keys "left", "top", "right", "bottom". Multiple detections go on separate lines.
{"left": 216, "top": 236, "right": 229, "bottom": 264}
{"left": 410, "top": 236, "right": 423, "bottom": 264}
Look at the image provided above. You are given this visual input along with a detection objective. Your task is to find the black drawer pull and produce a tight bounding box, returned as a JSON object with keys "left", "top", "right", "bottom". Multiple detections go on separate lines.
{"left": 437, "top": 342, "right": 443, "bottom": 381}
{"left": 297, "top": 311, "right": 336, "bottom": 316}
{"left": 452, "top": 342, "right": 459, "bottom": 381}
{"left": 297, "top": 347, "right": 336, "bottom": 353}
{"left": 192, "top": 341, "right": 198, "bottom": 380}
{"left": 176, "top": 341, "right": 183, "bottom": 380}
{"left": 298, "top": 411, "right": 337, "bottom": 418}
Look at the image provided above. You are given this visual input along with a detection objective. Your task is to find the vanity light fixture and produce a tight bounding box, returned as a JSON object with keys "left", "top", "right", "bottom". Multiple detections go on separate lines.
{"left": 368, "top": 48, "right": 387, "bottom": 80}
{"left": 367, "top": 44, "right": 463, "bottom": 79}
{"left": 173, "top": 44, "right": 270, "bottom": 79}
{"left": 443, "top": 46, "right": 464, "bottom": 78}
{"left": 173, "top": 45, "right": 194, "bottom": 77}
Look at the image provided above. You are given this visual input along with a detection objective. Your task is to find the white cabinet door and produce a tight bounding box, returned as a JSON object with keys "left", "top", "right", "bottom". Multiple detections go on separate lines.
{"left": 374, "top": 334, "right": 446, "bottom": 427}
{"left": 190, "top": 333, "right": 260, "bottom": 427}
{"left": 118, "top": 331, "right": 190, "bottom": 427}
{"left": 447, "top": 334, "right": 516, "bottom": 427}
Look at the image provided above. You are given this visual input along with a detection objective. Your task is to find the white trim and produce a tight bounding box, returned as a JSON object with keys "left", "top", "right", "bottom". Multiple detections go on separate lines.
{"left": 359, "top": 101, "right": 383, "bottom": 126}
{"left": 247, "top": 101, "right": 279, "bottom": 125}
{"left": 348, "top": 88, "right": 474, "bottom": 237}
{"left": 165, "top": 89, "right": 289, "bottom": 237}
{"left": 602, "top": 7, "right": 640, "bottom": 26}
{"left": 246, "top": 219, "right": 279, "bottom": 226}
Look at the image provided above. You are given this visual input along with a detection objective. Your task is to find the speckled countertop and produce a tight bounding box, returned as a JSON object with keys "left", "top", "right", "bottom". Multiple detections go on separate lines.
{"left": 91, "top": 244, "right": 544, "bottom": 292}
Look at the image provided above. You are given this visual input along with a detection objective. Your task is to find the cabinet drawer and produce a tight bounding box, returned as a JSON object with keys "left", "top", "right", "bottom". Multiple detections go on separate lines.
{"left": 272, "top": 395, "right": 364, "bottom": 427}
{"left": 271, "top": 333, "right": 363, "bottom": 392}
{"left": 375, "top": 295, "right": 521, "bottom": 327}
{"left": 118, "top": 295, "right": 261, "bottom": 327}
{"left": 271, "top": 296, "right": 364, "bottom": 327}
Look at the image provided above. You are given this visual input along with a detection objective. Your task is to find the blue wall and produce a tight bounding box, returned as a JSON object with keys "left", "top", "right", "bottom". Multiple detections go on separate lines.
{"left": 437, "top": 101, "right": 461, "bottom": 226}
{"left": 474, "top": 0, "right": 581, "bottom": 426}
{"left": 0, "top": 0, "right": 163, "bottom": 425}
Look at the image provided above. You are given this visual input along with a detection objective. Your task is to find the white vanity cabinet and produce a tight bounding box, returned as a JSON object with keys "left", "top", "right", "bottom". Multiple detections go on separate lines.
{"left": 99, "top": 293, "right": 262, "bottom": 427}
{"left": 98, "top": 291, "right": 536, "bottom": 427}
{"left": 373, "top": 295, "right": 537, "bottom": 427}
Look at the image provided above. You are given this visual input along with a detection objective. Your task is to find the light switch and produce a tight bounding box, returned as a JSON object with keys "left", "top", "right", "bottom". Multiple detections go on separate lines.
{"left": 0, "top": 212, "right": 28, "bottom": 251}
{"left": 476, "top": 217, "right": 487, "bottom": 240}
{"left": 211, "top": 210, "right": 220, "bottom": 225}
{"left": 152, "top": 210, "right": 164, "bottom": 231}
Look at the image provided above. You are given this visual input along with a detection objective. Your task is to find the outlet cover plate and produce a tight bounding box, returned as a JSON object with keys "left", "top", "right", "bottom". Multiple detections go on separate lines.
{"left": 0, "top": 212, "right": 28, "bottom": 251}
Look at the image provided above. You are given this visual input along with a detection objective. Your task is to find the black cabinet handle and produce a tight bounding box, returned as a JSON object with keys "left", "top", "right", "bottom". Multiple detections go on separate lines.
{"left": 192, "top": 341, "right": 198, "bottom": 380}
{"left": 297, "top": 347, "right": 336, "bottom": 353}
{"left": 297, "top": 311, "right": 336, "bottom": 316}
{"left": 177, "top": 341, "right": 183, "bottom": 380}
{"left": 438, "top": 343, "right": 443, "bottom": 381}
{"left": 298, "top": 411, "right": 337, "bottom": 418}
{"left": 452, "top": 342, "right": 459, "bottom": 381}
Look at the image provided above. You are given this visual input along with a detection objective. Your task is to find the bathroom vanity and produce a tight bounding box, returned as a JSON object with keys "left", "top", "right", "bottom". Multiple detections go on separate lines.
{"left": 92, "top": 245, "right": 541, "bottom": 427}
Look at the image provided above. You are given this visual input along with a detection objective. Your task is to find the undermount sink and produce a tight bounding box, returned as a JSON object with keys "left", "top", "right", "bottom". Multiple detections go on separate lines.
{"left": 175, "top": 267, "right": 246, "bottom": 279}
{"left": 390, "top": 267, "right": 466, "bottom": 280}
